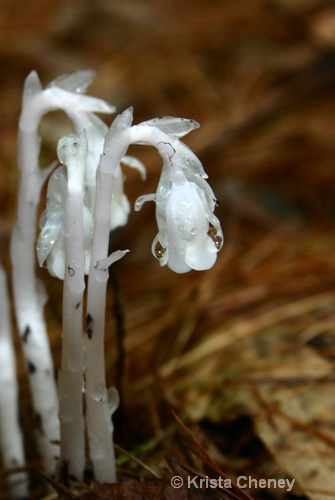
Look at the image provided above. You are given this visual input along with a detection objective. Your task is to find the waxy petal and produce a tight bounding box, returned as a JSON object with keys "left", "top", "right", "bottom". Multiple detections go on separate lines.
{"left": 140, "top": 116, "right": 199, "bottom": 138}
{"left": 47, "top": 70, "right": 96, "bottom": 94}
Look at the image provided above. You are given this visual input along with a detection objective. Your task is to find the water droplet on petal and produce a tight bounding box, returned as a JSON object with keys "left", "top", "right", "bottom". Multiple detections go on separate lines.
{"left": 92, "top": 381, "right": 107, "bottom": 402}
{"left": 208, "top": 224, "right": 223, "bottom": 250}
{"left": 154, "top": 241, "right": 167, "bottom": 260}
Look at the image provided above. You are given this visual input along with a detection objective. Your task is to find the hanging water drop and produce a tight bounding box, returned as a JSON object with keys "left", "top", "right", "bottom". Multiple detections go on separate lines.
{"left": 154, "top": 241, "right": 167, "bottom": 260}
{"left": 208, "top": 223, "right": 223, "bottom": 250}
{"left": 92, "top": 381, "right": 107, "bottom": 402}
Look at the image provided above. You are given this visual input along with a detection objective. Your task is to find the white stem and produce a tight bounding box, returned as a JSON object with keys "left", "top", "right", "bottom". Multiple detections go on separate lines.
{"left": 85, "top": 110, "right": 132, "bottom": 483}
{"left": 0, "top": 262, "right": 29, "bottom": 498}
{"left": 84, "top": 112, "right": 180, "bottom": 483}
{"left": 57, "top": 134, "right": 87, "bottom": 480}
{"left": 10, "top": 127, "right": 59, "bottom": 477}
{"left": 10, "top": 71, "right": 115, "bottom": 480}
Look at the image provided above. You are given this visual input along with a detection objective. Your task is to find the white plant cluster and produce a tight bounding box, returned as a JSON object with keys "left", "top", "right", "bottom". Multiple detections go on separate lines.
{"left": 2, "top": 70, "right": 222, "bottom": 496}
{"left": 37, "top": 105, "right": 223, "bottom": 278}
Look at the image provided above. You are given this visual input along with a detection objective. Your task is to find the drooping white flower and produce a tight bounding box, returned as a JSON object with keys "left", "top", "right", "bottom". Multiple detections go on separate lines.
{"left": 136, "top": 141, "right": 223, "bottom": 273}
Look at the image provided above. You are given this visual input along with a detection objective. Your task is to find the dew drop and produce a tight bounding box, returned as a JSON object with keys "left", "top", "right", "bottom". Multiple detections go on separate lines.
{"left": 208, "top": 224, "right": 223, "bottom": 250}
{"left": 92, "top": 381, "right": 107, "bottom": 402}
{"left": 154, "top": 241, "right": 167, "bottom": 260}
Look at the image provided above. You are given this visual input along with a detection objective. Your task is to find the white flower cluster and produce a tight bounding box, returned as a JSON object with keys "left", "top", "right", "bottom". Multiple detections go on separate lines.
{"left": 9, "top": 69, "right": 224, "bottom": 489}
{"left": 36, "top": 72, "right": 223, "bottom": 278}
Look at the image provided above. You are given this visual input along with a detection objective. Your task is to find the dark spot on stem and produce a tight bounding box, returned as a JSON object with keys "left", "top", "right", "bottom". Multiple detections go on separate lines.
{"left": 59, "top": 460, "right": 70, "bottom": 486}
{"left": 59, "top": 459, "right": 78, "bottom": 484}
{"left": 94, "top": 261, "right": 107, "bottom": 272}
{"left": 67, "top": 266, "right": 75, "bottom": 277}
{"left": 75, "top": 302, "right": 81, "bottom": 310}
{"left": 50, "top": 439, "right": 60, "bottom": 446}
{"left": 33, "top": 412, "right": 44, "bottom": 435}
{"left": 22, "top": 325, "right": 31, "bottom": 343}
{"left": 85, "top": 313, "right": 94, "bottom": 340}
{"left": 28, "top": 361, "right": 36, "bottom": 374}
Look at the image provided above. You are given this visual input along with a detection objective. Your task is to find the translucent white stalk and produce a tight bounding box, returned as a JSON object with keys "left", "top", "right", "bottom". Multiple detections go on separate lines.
{"left": 10, "top": 70, "right": 114, "bottom": 477}
{"left": 84, "top": 112, "right": 210, "bottom": 483}
{"left": 57, "top": 134, "right": 87, "bottom": 480}
{"left": 10, "top": 79, "right": 60, "bottom": 477}
{"left": 0, "top": 262, "right": 28, "bottom": 498}
{"left": 85, "top": 109, "right": 132, "bottom": 483}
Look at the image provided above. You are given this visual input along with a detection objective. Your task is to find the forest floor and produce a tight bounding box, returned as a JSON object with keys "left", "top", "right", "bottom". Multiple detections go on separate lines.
{"left": 1, "top": 1, "right": 335, "bottom": 498}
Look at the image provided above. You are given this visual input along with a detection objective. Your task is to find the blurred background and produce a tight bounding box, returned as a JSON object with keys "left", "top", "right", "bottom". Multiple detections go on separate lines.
{"left": 1, "top": 0, "right": 335, "bottom": 498}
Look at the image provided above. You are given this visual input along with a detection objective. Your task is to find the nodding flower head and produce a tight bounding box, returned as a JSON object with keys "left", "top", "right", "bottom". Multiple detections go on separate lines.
{"left": 136, "top": 143, "right": 223, "bottom": 273}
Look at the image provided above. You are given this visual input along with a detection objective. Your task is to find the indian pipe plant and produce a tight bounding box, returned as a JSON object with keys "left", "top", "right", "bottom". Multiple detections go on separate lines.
{"left": 0, "top": 70, "right": 223, "bottom": 497}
